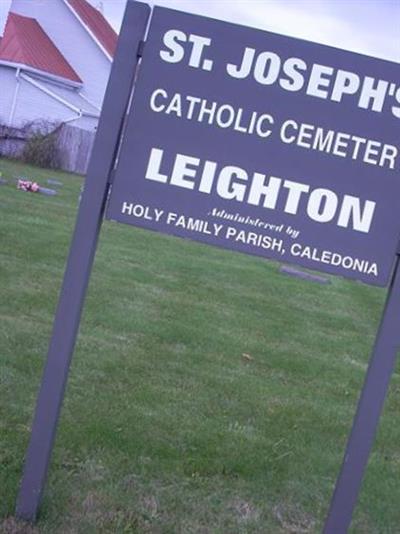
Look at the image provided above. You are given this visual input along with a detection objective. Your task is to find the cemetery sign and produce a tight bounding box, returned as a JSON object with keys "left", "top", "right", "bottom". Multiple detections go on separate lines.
{"left": 15, "top": 3, "right": 400, "bottom": 533}
{"left": 107, "top": 7, "right": 400, "bottom": 286}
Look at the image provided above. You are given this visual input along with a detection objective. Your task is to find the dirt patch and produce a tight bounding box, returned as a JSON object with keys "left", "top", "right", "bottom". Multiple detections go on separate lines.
{"left": 273, "top": 503, "right": 316, "bottom": 533}
{"left": 231, "top": 498, "right": 260, "bottom": 522}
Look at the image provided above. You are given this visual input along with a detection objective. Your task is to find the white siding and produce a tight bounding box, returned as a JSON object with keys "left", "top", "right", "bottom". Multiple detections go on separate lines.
{"left": 0, "top": 0, "right": 13, "bottom": 36}
{"left": 0, "top": 65, "right": 98, "bottom": 131}
{"left": 0, "top": 66, "right": 17, "bottom": 125}
{"left": 12, "top": 75, "right": 80, "bottom": 127}
{"left": 74, "top": 115, "right": 98, "bottom": 130}
{"left": 11, "top": 0, "right": 112, "bottom": 109}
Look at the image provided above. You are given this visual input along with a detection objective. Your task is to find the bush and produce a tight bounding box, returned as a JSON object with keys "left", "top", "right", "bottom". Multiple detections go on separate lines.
{"left": 22, "top": 121, "right": 61, "bottom": 169}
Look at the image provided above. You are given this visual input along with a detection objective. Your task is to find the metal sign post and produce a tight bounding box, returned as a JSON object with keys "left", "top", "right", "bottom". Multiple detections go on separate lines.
{"left": 15, "top": 1, "right": 150, "bottom": 522}
{"left": 324, "top": 253, "right": 400, "bottom": 532}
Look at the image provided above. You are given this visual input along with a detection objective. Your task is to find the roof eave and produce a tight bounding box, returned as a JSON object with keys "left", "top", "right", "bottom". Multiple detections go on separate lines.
{"left": 62, "top": 0, "right": 113, "bottom": 62}
{"left": 0, "top": 59, "right": 83, "bottom": 88}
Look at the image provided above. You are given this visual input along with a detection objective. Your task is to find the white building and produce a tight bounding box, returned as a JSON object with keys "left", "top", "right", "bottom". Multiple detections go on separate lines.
{"left": 0, "top": 0, "right": 118, "bottom": 131}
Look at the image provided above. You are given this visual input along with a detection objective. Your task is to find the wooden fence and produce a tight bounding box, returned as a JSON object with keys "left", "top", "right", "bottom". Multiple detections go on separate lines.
{"left": 0, "top": 124, "right": 26, "bottom": 159}
{"left": 0, "top": 123, "right": 95, "bottom": 175}
{"left": 56, "top": 124, "right": 95, "bottom": 175}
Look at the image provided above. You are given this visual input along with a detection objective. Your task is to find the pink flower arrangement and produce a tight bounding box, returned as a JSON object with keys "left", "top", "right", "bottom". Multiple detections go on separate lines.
{"left": 17, "top": 179, "right": 40, "bottom": 192}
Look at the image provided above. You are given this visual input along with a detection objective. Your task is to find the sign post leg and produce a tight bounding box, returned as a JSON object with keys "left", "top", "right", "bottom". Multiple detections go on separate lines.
{"left": 324, "top": 255, "right": 400, "bottom": 533}
{"left": 15, "top": 1, "right": 150, "bottom": 522}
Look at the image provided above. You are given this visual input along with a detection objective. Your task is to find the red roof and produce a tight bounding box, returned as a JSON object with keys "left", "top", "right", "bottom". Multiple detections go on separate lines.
{"left": 0, "top": 13, "right": 82, "bottom": 83}
{"left": 66, "top": 0, "right": 117, "bottom": 57}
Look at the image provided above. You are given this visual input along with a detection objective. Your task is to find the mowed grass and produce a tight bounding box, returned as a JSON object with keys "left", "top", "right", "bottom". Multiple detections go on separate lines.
{"left": 1, "top": 158, "right": 400, "bottom": 533}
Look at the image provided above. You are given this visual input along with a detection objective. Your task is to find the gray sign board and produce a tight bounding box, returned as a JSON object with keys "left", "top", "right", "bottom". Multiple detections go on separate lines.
{"left": 107, "top": 7, "right": 400, "bottom": 286}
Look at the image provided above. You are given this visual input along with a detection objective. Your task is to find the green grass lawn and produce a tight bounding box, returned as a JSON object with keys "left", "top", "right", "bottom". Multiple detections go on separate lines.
{"left": 1, "top": 158, "right": 399, "bottom": 533}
